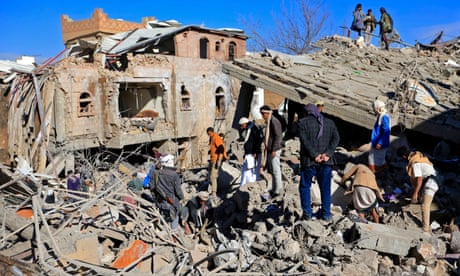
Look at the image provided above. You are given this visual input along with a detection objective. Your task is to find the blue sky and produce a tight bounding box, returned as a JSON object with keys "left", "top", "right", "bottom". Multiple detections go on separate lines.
{"left": 1, "top": 0, "right": 459, "bottom": 63}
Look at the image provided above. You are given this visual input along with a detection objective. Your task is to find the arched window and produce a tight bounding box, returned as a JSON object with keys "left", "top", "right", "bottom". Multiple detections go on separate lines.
{"left": 215, "top": 87, "right": 225, "bottom": 119}
{"left": 229, "top": 42, "right": 237, "bottom": 60}
{"left": 200, "top": 38, "right": 209, "bottom": 59}
{"left": 215, "top": 41, "right": 221, "bottom": 51}
{"left": 78, "top": 92, "right": 94, "bottom": 117}
{"left": 181, "top": 84, "right": 192, "bottom": 111}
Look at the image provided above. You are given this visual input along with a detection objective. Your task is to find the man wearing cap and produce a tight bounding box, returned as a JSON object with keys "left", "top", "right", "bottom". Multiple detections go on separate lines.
{"left": 369, "top": 99, "right": 391, "bottom": 173}
{"left": 206, "top": 127, "right": 227, "bottom": 198}
{"left": 315, "top": 100, "right": 325, "bottom": 113}
{"left": 259, "top": 105, "right": 283, "bottom": 197}
{"left": 238, "top": 117, "right": 263, "bottom": 186}
{"left": 151, "top": 154, "right": 184, "bottom": 232}
{"left": 298, "top": 103, "right": 340, "bottom": 221}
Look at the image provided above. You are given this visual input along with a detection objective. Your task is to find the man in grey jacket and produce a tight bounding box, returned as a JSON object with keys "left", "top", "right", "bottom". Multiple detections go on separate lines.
{"left": 150, "top": 154, "right": 184, "bottom": 232}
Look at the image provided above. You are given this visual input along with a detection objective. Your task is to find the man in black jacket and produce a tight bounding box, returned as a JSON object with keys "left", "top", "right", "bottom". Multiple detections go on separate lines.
{"left": 298, "top": 103, "right": 340, "bottom": 221}
{"left": 238, "top": 117, "right": 262, "bottom": 186}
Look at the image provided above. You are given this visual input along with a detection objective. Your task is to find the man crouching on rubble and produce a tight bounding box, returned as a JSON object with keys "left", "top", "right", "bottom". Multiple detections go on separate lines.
{"left": 398, "top": 146, "right": 439, "bottom": 233}
{"left": 341, "top": 163, "right": 383, "bottom": 223}
{"left": 150, "top": 154, "right": 185, "bottom": 233}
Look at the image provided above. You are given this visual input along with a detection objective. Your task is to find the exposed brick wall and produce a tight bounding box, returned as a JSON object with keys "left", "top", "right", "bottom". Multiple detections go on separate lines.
{"left": 175, "top": 29, "right": 246, "bottom": 61}
{"left": 61, "top": 8, "right": 145, "bottom": 46}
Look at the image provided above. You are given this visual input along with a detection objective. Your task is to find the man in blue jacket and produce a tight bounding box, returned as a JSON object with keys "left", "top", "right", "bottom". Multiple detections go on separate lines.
{"left": 369, "top": 99, "right": 391, "bottom": 173}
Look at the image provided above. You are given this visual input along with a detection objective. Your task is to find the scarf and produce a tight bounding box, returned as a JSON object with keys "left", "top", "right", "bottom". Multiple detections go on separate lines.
{"left": 242, "top": 121, "right": 253, "bottom": 143}
{"left": 407, "top": 151, "right": 433, "bottom": 178}
{"left": 305, "top": 103, "right": 323, "bottom": 139}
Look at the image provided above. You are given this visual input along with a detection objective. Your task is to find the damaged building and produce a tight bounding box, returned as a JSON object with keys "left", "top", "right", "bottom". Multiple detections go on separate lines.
{"left": 1, "top": 7, "right": 460, "bottom": 276}
{"left": 0, "top": 8, "right": 247, "bottom": 174}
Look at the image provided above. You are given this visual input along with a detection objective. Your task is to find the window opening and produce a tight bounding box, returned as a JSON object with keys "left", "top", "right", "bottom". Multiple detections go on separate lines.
{"left": 200, "top": 38, "right": 209, "bottom": 59}
{"left": 215, "top": 87, "right": 225, "bottom": 119}
{"left": 78, "top": 92, "right": 94, "bottom": 117}
{"left": 229, "top": 42, "right": 236, "bottom": 60}
{"left": 181, "top": 84, "right": 192, "bottom": 111}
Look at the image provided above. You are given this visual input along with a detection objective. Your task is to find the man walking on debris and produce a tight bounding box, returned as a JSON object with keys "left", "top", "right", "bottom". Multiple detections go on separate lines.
{"left": 260, "top": 105, "right": 284, "bottom": 198}
{"left": 398, "top": 147, "right": 439, "bottom": 233}
{"left": 369, "top": 99, "right": 391, "bottom": 173}
{"left": 238, "top": 117, "right": 262, "bottom": 186}
{"left": 341, "top": 163, "right": 383, "bottom": 223}
{"left": 150, "top": 154, "right": 184, "bottom": 233}
{"left": 298, "top": 103, "right": 340, "bottom": 221}
{"left": 378, "top": 7, "right": 393, "bottom": 50}
{"left": 206, "top": 127, "right": 227, "bottom": 199}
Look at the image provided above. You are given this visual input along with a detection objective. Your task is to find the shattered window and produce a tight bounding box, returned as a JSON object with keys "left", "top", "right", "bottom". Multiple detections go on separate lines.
{"left": 78, "top": 92, "right": 94, "bottom": 117}
{"left": 181, "top": 85, "right": 192, "bottom": 111}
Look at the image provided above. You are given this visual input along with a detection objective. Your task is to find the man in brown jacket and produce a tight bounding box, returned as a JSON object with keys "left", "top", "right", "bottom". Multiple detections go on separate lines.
{"left": 341, "top": 163, "right": 383, "bottom": 223}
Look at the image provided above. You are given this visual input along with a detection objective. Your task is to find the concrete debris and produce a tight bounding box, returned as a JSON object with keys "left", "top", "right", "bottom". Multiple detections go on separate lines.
{"left": 0, "top": 132, "right": 457, "bottom": 275}
{"left": 1, "top": 15, "right": 460, "bottom": 274}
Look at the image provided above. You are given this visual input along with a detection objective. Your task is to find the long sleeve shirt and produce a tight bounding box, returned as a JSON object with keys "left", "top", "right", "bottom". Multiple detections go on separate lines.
{"left": 266, "top": 116, "right": 283, "bottom": 152}
{"left": 370, "top": 113, "right": 390, "bottom": 149}
{"left": 298, "top": 115, "right": 340, "bottom": 168}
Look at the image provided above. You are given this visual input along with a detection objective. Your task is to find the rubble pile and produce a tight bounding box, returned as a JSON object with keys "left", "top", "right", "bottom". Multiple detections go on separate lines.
{"left": 1, "top": 131, "right": 460, "bottom": 275}
{"left": 1, "top": 23, "right": 460, "bottom": 273}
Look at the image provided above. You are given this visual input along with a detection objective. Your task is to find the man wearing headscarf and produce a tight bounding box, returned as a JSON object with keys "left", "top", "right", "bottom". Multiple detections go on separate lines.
{"left": 369, "top": 99, "right": 391, "bottom": 173}
{"left": 150, "top": 154, "right": 184, "bottom": 233}
{"left": 297, "top": 103, "right": 340, "bottom": 221}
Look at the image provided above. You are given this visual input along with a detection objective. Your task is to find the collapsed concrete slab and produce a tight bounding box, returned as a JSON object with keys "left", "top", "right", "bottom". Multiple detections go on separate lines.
{"left": 352, "top": 221, "right": 421, "bottom": 256}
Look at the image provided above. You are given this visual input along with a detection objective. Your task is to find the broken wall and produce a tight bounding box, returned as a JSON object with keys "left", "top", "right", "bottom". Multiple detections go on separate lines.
{"left": 6, "top": 53, "right": 240, "bottom": 173}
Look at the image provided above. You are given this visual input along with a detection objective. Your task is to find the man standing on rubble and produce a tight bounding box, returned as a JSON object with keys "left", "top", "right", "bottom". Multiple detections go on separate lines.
{"left": 363, "top": 9, "right": 377, "bottom": 46}
{"left": 369, "top": 99, "right": 391, "bottom": 173}
{"left": 260, "top": 105, "right": 284, "bottom": 198}
{"left": 207, "top": 127, "right": 227, "bottom": 199}
{"left": 378, "top": 7, "right": 393, "bottom": 50}
{"left": 298, "top": 103, "right": 340, "bottom": 221}
{"left": 350, "top": 3, "right": 365, "bottom": 37}
{"left": 398, "top": 147, "right": 439, "bottom": 233}
{"left": 238, "top": 117, "right": 263, "bottom": 186}
{"left": 150, "top": 154, "right": 184, "bottom": 233}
